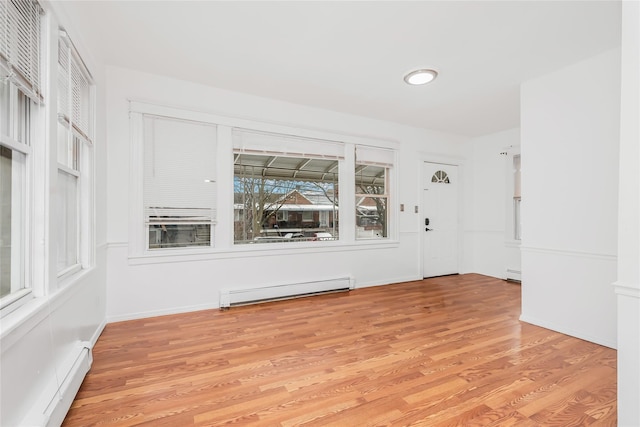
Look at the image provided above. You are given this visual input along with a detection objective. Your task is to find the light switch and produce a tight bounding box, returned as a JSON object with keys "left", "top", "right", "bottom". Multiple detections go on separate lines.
{"left": 415, "top": 206, "right": 419, "bottom": 213}
{"left": 400, "top": 204, "right": 405, "bottom": 212}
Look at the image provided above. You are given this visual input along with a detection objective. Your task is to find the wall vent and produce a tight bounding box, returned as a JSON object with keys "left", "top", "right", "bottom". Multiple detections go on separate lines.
{"left": 219, "top": 276, "right": 354, "bottom": 308}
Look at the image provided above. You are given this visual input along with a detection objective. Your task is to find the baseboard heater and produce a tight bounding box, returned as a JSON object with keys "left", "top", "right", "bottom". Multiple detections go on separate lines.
{"left": 219, "top": 276, "right": 354, "bottom": 308}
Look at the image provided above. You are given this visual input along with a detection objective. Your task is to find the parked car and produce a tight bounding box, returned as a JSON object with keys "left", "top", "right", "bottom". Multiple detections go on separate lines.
{"left": 313, "top": 232, "right": 334, "bottom": 241}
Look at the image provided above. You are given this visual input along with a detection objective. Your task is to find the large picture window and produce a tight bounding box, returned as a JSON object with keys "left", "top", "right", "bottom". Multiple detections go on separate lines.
{"left": 233, "top": 129, "right": 341, "bottom": 244}
{"left": 355, "top": 146, "right": 393, "bottom": 239}
{"left": 143, "top": 116, "right": 217, "bottom": 250}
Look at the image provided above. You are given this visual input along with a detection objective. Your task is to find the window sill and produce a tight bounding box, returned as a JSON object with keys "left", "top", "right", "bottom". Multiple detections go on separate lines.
{"left": 0, "top": 296, "right": 49, "bottom": 353}
{"left": 0, "top": 289, "right": 33, "bottom": 315}
{"left": 128, "top": 239, "right": 400, "bottom": 265}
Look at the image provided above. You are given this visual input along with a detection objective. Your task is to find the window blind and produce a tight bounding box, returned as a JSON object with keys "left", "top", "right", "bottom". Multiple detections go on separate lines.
{"left": 0, "top": 0, "right": 43, "bottom": 102}
{"left": 143, "top": 115, "right": 217, "bottom": 225}
{"left": 233, "top": 128, "right": 344, "bottom": 159}
{"left": 355, "top": 145, "right": 394, "bottom": 167}
{"left": 58, "top": 31, "right": 92, "bottom": 143}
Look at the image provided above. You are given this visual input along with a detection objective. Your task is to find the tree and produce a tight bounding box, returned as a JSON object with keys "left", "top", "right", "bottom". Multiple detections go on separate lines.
{"left": 356, "top": 183, "right": 387, "bottom": 238}
{"left": 234, "top": 175, "right": 297, "bottom": 242}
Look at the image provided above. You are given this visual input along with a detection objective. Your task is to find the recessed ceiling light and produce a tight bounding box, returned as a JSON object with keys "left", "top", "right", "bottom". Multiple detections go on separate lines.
{"left": 404, "top": 69, "right": 438, "bottom": 85}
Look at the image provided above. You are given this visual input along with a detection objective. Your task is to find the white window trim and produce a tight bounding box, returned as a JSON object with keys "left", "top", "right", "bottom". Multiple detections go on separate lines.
{"left": 504, "top": 148, "right": 522, "bottom": 246}
{"left": 128, "top": 100, "right": 399, "bottom": 264}
{"left": 55, "top": 29, "right": 95, "bottom": 280}
{"left": 0, "top": 82, "right": 40, "bottom": 314}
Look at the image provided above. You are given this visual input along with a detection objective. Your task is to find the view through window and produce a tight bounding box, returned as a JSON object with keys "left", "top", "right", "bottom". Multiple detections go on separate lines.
{"left": 234, "top": 153, "right": 339, "bottom": 244}
{"left": 355, "top": 146, "right": 393, "bottom": 239}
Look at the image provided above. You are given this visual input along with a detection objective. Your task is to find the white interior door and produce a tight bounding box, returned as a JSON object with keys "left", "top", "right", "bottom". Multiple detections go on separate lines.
{"left": 422, "top": 162, "right": 459, "bottom": 278}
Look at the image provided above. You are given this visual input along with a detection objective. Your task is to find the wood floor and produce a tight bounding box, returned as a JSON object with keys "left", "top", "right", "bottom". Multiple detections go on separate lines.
{"left": 63, "top": 274, "right": 617, "bottom": 426}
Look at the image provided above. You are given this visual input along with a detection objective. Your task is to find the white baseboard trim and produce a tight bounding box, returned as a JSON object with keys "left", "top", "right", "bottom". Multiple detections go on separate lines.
{"left": 107, "top": 302, "right": 221, "bottom": 323}
{"left": 90, "top": 319, "right": 107, "bottom": 347}
{"left": 505, "top": 268, "right": 521, "bottom": 281}
{"left": 519, "top": 313, "right": 616, "bottom": 350}
{"left": 355, "top": 275, "right": 422, "bottom": 289}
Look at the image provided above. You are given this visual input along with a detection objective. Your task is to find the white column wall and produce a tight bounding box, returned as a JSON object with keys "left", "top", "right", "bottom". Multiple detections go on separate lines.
{"left": 616, "top": 2, "right": 640, "bottom": 425}
{"left": 105, "top": 66, "right": 466, "bottom": 321}
{"left": 520, "top": 48, "right": 621, "bottom": 348}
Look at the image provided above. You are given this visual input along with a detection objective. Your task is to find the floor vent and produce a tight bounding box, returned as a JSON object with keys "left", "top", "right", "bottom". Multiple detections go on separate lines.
{"left": 220, "top": 276, "right": 354, "bottom": 308}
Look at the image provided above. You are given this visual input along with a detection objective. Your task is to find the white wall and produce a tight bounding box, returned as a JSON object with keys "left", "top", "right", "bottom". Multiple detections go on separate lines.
{"left": 105, "top": 66, "right": 467, "bottom": 321}
{"left": 520, "top": 48, "right": 621, "bottom": 348}
{"left": 0, "top": 3, "right": 108, "bottom": 426}
{"left": 462, "top": 128, "right": 520, "bottom": 279}
{"left": 616, "top": 2, "right": 640, "bottom": 425}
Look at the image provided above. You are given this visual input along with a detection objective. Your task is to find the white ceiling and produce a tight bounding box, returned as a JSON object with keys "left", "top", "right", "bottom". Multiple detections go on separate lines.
{"left": 58, "top": 1, "right": 622, "bottom": 137}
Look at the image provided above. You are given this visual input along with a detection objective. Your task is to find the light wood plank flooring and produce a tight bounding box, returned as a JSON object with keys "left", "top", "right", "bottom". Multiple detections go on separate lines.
{"left": 63, "top": 274, "right": 617, "bottom": 426}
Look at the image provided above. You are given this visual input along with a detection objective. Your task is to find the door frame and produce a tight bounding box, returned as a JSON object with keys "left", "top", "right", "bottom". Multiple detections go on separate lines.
{"left": 420, "top": 154, "right": 465, "bottom": 279}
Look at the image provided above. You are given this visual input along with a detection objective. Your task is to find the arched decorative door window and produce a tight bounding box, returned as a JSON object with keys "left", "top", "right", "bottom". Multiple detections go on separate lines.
{"left": 431, "top": 170, "right": 450, "bottom": 183}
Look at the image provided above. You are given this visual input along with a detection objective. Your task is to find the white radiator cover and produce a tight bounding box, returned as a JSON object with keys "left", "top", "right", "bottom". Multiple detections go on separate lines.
{"left": 219, "top": 276, "right": 354, "bottom": 308}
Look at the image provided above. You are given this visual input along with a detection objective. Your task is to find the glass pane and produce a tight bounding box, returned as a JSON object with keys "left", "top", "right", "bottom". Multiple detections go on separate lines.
{"left": 57, "top": 124, "right": 79, "bottom": 170}
{"left": 16, "top": 90, "right": 32, "bottom": 146}
{"left": 0, "top": 77, "right": 9, "bottom": 138}
{"left": 234, "top": 153, "right": 339, "bottom": 244}
{"left": 356, "top": 196, "right": 387, "bottom": 239}
{"left": 355, "top": 164, "right": 386, "bottom": 193}
{"left": 0, "top": 146, "right": 25, "bottom": 299}
{"left": 356, "top": 164, "right": 387, "bottom": 239}
{"left": 514, "top": 197, "right": 522, "bottom": 241}
{"left": 56, "top": 170, "right": 78, "bottom": 273}
{"left": 143, "top": 116, "right": 216, "bottom": 250}
{"left": 514, "top": 155, "right": 521, "bottom": 198}
{"left": 148, "top": 223, "right": 211, "bottom": 250}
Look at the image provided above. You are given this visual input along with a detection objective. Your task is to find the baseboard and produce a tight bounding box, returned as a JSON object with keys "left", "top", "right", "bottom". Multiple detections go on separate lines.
{"left": 505, "top": 268, "right": 521, "bottom": 282}
{"left": 355, "top": 275, "right": 422, "bottom": 289}
{"left": 519, "top": 313, "right": 616, "bottom": 350}
{"left": 107, "top": 302, "right": 221, "bottom": 323}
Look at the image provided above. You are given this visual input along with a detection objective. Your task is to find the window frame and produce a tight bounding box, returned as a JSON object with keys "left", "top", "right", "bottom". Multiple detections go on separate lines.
{"left": 141, "top": 114, "right": 218, "bottom": 251}
{"left": 513, "top": 154, "right": 522, "bottom": 241}
{"left": 504, "top": 150, "right": 522, "bottom": 245}
{"left": 55, "top": 29, "right": 95, "bottom": 280}
{"left": 0, "top": 72, "right": 39, "bottom": 314}
{"left": 232, "top": 150, "right": 341, "bottom": 245}
{"left": 128, "top": 101, "right": 399, "bottom": 264}
{"left": 354, "top": 145, "right": 394, "bottom": 240}
{"left": 0, "top": 0, "right": 45, "bottom": 313}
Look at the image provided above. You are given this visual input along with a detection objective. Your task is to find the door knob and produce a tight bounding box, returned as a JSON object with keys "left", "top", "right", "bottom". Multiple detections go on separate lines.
{"left": 425, "top": 227, "right": 433, "bottom": 232}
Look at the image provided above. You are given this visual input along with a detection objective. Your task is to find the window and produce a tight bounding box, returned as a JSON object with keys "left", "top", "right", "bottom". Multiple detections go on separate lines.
{"left": 143, "top": 115, "right": 217, "bottom": 250}
{"left": 233, "top": 129, "right": 342, "bottom": 244}
{"left": 513, "top": 154, "right": 521, "bottom": 240}
{"left": 0, "top": 0, "right": 43, "bottom": 310}
{"left": 56, "top": 31, "right": 93, "bottom": 277}
{"left": 431, "top": 170, "right": 450, "bottom": 183}
{"left": 355, "top": 146, "right": 393, "bottom": 239}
